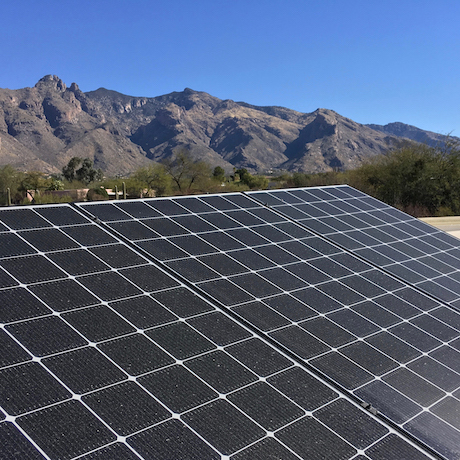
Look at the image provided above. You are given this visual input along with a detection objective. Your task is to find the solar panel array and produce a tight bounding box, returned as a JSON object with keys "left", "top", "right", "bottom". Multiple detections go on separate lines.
{"left": 0, "top": 186, "right": 458, "bottom": 459}
{"left": 78, "top": 190, "right": 460, "bottom": 460}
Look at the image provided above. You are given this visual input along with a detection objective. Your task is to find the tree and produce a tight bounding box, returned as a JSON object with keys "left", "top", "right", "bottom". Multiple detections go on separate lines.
{"left": 245, "top": 174, "right": 269, "bottom": 189}
{"left": 235, "top": 168, "right": 269, "bottom": 190}
{"left": 77, "top": 158, "right": 103, "bottom": 185}
{"left": 213, "top": 166, "right": 226, "bottom": 182}
{"left": 131, "top": 163, "right": 172, "bottom": 196}
{"left": 46, "top": 178, "right": 65, "bottom": 191}
{"left": 62, "top": 157, "right": 103, "bottom": 185}
{"left": 289, "top": 172, "right": 310, "bottom": 187}
{"left": 15, "top": 171, "right": 48, "bottom": 203}
{"left": 162, "top": 150, "right": 212, "bottom": 194}
{"left": 20, "top": 171, "right": 47, "bottom": 194}
{"left": 0, "top": 165, "right": 24, "bottom": 205}
{"left": 235, "top": 168, "right": 250, "bottom": 183}
{"left": 62, "top": 157, "right": 82, "bottom": 182}
{"left": 350, "top": 139, "right": 460, "bottom": 216}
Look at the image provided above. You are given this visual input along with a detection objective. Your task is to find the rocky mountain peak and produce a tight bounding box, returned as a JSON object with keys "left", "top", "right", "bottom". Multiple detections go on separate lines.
{"left": 303, "top": 110, "right": 338, "bottom": 140}
{"left": 69, "top": 82, "right": 80, "bottom": 92}
{"left": 35, "top": 75, "right": 66, "bottom": 92}
{"left": 313, "top": 108, "right": 337, "bottom": 116}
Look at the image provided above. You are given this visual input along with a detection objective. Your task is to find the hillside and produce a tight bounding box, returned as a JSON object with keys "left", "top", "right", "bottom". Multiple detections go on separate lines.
{"left": 0, "top": 75, "right": 448, "bottom": 175}
{"left": 366, "top": 122, "right": 453, "bottom": 146}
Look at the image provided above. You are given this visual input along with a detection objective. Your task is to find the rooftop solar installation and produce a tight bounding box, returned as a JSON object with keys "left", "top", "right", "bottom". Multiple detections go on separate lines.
{"left": 1, "top": 188, "right": 459, "bottom": 460}
{"left": 76, "top": 190, "right": 460, "bottom": 460}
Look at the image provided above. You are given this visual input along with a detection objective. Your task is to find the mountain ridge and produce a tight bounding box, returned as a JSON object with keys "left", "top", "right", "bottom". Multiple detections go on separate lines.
{"left": 0, "top": 75, "right": 451, "bottom": 176}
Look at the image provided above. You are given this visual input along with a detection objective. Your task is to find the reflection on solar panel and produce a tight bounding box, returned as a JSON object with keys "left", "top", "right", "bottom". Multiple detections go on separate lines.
{"left": 1, "top": 186, "right": 458, "bottom": 459}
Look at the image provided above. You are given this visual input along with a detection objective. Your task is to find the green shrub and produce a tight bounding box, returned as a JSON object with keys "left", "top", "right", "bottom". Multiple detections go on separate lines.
{"left": 86, "top": 186, "right": 109, "bottom": 201}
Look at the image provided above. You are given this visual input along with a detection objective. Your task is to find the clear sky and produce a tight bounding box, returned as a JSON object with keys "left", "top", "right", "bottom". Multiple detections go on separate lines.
{"left": 2, "top": 0, "right": 459, "bottom": 134}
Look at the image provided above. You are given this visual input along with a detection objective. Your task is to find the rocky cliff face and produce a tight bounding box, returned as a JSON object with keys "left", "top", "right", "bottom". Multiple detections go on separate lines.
{"left": 0, "top": 75, "right": 442, "bottom": 175}
{"left": 0, "top": 76, "right": 149, "bottom": 175}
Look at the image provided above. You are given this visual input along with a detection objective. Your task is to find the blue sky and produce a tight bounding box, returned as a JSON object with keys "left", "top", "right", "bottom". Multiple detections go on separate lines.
{"left": 2, "top": 0, "right": 459, "bottom": 134}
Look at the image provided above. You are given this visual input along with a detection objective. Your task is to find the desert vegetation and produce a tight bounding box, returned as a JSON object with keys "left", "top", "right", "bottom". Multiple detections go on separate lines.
{"left": 2, "top": 140, "right": 460, "bottom": 217}
{"left": 0, "top": 151, "right": 268, "bottom": 205}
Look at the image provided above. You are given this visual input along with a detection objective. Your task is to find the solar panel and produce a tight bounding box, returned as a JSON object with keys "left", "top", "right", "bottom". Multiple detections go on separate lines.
{"left": 0, "top": 202, "right": 432, "bottom": 459}
{"left": 76, "top": 191, "right": 460, "bottom": 459}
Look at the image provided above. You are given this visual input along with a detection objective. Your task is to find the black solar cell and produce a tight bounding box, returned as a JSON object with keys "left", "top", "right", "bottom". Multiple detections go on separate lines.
{"left": 82, "top": 381, "right": 170, "bottom": 435}
{"left": 17, "top": 400, "right": 116, "bottom": 459}
{"left": 182, "top": 399, "right": 265, "bottom": 455}
{"left": 43, "top": 346, "right": 127, "bottom": 394}
{"left": 138, "top": 365, "right": 217, "bottom": 412}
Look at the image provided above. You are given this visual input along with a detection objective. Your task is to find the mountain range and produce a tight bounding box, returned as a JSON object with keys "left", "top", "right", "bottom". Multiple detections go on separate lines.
{"left": 0, "top": 75, "right": 452, "bottom": 176}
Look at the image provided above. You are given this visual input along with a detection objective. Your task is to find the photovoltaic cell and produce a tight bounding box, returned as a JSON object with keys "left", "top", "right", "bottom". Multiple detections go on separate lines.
{"left": 275, "top": 416, "right": 357, "bottom": 460}
{"left": 0, "top": 362, "right": 71, "bottom": 415}
{"left": 1, "top": 255, "right": 67, "bottom": 284}
{"left": 62, "top": 224, "right": 118, "bottom": 246}
{"left": 227, "top": 381, "right": 305, "bottom": 431}
{"left": 79, "top": 203, "right": 132, "bottom": 221}
{"left": 48, "top": 249, "right": 110, "bottom": 276}
{"left": 0, "top": 267, "right": 19, "bottom": 288}
{"left": 366, "top": 433, "right": 432, "bottom": 460}
{"left": 146, "top": 322, "right": 216, "bottom": 359}
{"left": 109, "top": 295, "right": 177, "bottom": 329}
{"left": 138, "top": 365, "right": 217, "bottom": 413}
{"left": 29, "top": 279, "right": 99, "bottom": 311}
{"left": 62, "top": 305, "right": 136, "bottom": 342}
{"left": 17, "top": 400, "right": 116, "bottom": 459}
{"left": 78, "top": 271, "right": 143, "bottom": 301}
{"left": 172, "top": 214, "right": 216, "bottom": 233}
{"left": 97, "top": 334, "right": 175, "bottom": 376}
{"left": 108, "top": 220, "right": 158, "bottom": 240}
{"left": 0, "top": 329, "right": 31, "bottom": 367}
{"left": 0, "top": 287, "right": 51, "bottom": 323}
{"left": 187, "top": 311, "right": 252, "bottom": 346}
{"left": 114, "top": 200, "right": 161, "bottom": 218}
{"left": 182, "top": 399, "right": 265, "bottom": 455}
{"left": 127, "top": 419, "right": 219, "bottom": 460}
{"left": 89, "top": 244, "right": 149, "bottom": 268}
{"left": 314, "top": 398, "right": 389, "bottom": 450}
{"left": 184, "top": 350, "right": 259, "bottom": 393}
{"left": 0, "top": 422, "right": 47, "bottom": 460}
{"left": 0, "top": 233, "right": 36, "bottom": 258}
{"left": 405, "top": 411, "right": 460, "bottom": 460}
{"left": 18, "top": 228, "right": 80, "bottom": 252}
{"left": 0, "top": 208, "right": 52, "bottom": 230}
{"left": 35, "top": 205, "right": 90, "bottom": 226}
{"left": 232, "top": 300, "right": 291, "bottom": 331}
{"left": 42, "top": 346, "right": 127, "bottom": 394}
{"left": 6, "top": 315, "right": 88, "bottom": 356}
{"left": 82, "top": 381, "right": 171, "bottom": 436}
{"left": 225, "top": 337, "right": 292, "bottom": 377}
